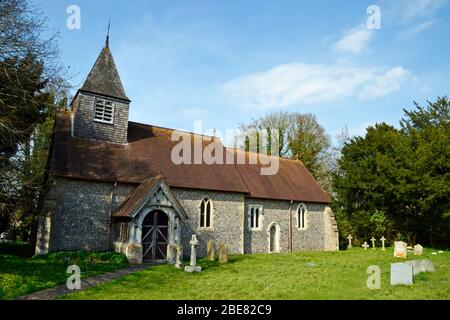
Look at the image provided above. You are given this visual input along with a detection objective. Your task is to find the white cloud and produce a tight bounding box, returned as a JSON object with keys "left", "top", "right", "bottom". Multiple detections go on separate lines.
{"left": 333, "top": 26, "right": 374, "bottom": 54}
{"left": 381, "top": 0, "right": 448, "bottom": 23}
{"left": 402, "top": 0, "right": 447, "bottom": 22}
{"left": 358, "top": 67, "right": 410, "bottom": 99}
{"left": 397, "top": 20, "right": 434, "bottom": 39}
{"left": 221, "top": 63, "right": 411, "bottom": 109}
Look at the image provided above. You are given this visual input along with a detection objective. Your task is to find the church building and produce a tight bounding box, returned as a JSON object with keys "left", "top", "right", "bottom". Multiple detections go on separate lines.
{"left": 35, "top": 38, "right": 338, "bottom": 263}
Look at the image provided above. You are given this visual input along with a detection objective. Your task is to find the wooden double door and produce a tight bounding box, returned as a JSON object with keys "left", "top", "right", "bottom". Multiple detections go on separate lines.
{"left": 141, "top": 210, "right": 169, "bottom": 263}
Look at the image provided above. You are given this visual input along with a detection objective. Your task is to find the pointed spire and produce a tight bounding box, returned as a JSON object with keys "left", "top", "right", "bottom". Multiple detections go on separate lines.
{"left": 80, "top": 31, "right": 130, "bottom": 102}
{"left": 105, "top": 19, "right": 111, "bottom": 48}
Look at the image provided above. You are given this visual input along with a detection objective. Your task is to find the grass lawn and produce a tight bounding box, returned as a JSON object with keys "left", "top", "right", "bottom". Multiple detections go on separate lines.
{"left": 62, "top": 248, "right": 449, "bottom": 300}
{"left": 0, "top": 243, "right": 129, "bottom": 300}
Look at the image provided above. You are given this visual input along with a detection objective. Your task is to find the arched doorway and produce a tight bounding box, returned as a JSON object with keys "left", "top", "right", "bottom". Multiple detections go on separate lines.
{"left": 141, "top": 210, "right": 169, "bottom": 263}
{"left": 268, "top": 223, "right": 280, "bottom": 253}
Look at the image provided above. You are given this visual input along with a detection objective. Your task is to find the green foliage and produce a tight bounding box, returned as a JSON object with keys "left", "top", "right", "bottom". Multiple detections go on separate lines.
{"left": 62, "top": 250, "right": 450, "bottom": 300}
{"left": 0, "top": 0, "right": 67, "bottom": 240}
{"left": 39, "top": 251, "right": 129, "bottom": 265}
{"left": 0, "top": 241, "right": 33, "bottom": 257}
{"left": 0, "top": 250, "right": 128, "bottom": 299}
{"left": 333, "top": 97, "right": 450, "bottom": 247}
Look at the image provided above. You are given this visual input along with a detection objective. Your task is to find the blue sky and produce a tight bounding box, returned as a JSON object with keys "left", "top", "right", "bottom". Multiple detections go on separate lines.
{"left": 36, "top": 0, "right": 450, "bottom": 144}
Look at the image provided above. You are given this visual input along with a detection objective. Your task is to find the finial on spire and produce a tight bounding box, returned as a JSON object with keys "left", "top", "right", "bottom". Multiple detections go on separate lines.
{"left": 105, "top": 19, "right": 111, "bottom": 48}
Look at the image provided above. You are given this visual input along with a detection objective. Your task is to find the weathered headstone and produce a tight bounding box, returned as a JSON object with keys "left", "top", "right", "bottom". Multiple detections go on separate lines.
{"left": 125, "top": 243, "right": 143, "bottom": 264}
{"left": 362, "top": 241, "right": 369, "bottom": 250}
{"left": 405, "top": 260, "right": 426, "bottom": 275}
{"left": 390, "top": 263, "right": 413, "bottom": 286}
{"left": 347, "top": 234, "right": 353, "bottom": 249}
{"left": 175, "top": 245, "right": 183, "bottom": 269}
{"left": 218, "top": 242, "right": 228, "bottom": 264}
{"left": 380, "top": 236, "right": 386, "bottom": 251}
{"left": 413, "top": 244, "right": 423, "bottom": 256}
{"left": 167, "top": 243, "right": 177, "bottom": 264}
{"left": 185, "top": 235, "right": 201, "bottom": 272}
{"left": 207, "top": 239, "right": 215, "bottom": 261}
{"left": 370, "top": 237, "right": 376, "bottom": 250}
{"left": 394, "top": 241, "right": 407, "bottom": 258}
{"left": 422, "top": 260, "right": 436, "bottom": 272}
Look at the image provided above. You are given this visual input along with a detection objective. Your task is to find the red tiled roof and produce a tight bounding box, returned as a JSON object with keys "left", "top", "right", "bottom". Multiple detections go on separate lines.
{"left": 51, "top": 112, "right": 330, "bottom": 204}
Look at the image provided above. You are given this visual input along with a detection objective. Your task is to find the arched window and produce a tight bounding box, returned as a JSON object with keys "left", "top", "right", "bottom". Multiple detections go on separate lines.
{"left": 297, "top": 203, "right": 307, "bottom": 230}
{"left": 199, "top": 198, "right": 213, "bottom": 229}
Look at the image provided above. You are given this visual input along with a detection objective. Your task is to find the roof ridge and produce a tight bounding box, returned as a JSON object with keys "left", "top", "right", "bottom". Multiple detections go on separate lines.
{"left": 128, "top": 120, "right": 217, "bottom": 139}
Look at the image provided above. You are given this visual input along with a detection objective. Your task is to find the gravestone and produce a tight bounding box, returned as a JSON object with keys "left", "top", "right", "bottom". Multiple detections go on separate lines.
{"left": 390, "top": 263, "right": 413, "bottom": 286}
{"left": 125, "top": 243, "right": 143, "bottom": 264}
{"left": 394, "top": 241, "right": 407, "bottom": 258}
{"left": 380, "top": 236, "right": 386, "bottom": 251}
{"left": 413, "top": 244, "right": 423, "bottom": 256}
{"left": 347, "top": 234, "right": 353, "bottom": 249}
{"left": 362, "top": 241, "right": 369, "bottom": 250}
{"left": 207, "top": 240, "right": 215, "bottom": 261}
{"left": 370, "top": 237, "right": 376, "bottom": 249}
{"left": 185, "top": 235, "right": 201, "bottom": 272}
{"left": 422, "top": 260, "right": 436, "bottom": 272}
{"left": 175, "top": 245, "right": 183, "bottom": 269}
{"left": 167, "top": 243, "right": 177, "bottom": 264}
{"left": 405, "top": 260, "right": 426, "bottom": 275}
{"left": 219, "top": 242, "right": 228, "bottom": 264}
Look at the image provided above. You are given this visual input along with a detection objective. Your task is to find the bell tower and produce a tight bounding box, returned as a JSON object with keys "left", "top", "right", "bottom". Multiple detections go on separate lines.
{"left": 71, "top": 31, "right": 130, "bottom": 144}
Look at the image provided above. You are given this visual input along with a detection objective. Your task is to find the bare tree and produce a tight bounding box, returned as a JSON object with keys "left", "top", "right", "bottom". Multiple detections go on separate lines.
{"left": 239, "top": 111, "right": 333, "bottom": 192}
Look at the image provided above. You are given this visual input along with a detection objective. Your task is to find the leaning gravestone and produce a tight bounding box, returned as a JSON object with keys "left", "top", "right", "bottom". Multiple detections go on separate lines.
{"left": 394, "top": 241, "right": 407, "bottom": 258}
{"left": 422, "top": 260, "right": 436, "bottom": 272}
{"left": 167, "top": 243, "right": 177, "bottom": 264}
{"left": 175, "top": 245, "right": 183, "bottom": 269}
{"left": 207, "top": 239, "right": 215, "bottom": 261}
{"left": 413, "top": 244, "right": 423, "bottom": 256}
{"left": 390, "top": 263, "right": 413, "bottom": 286}
{"left": 405, "top": 260, "right": 426, "bottom": 275}
{"left": 219, "top": 242, "right": 228, "bottom": 264}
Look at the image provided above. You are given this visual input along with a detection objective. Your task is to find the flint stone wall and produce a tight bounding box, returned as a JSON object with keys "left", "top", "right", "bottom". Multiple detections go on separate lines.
{"left": 42, "top": 177, "right": 337, "bottom": 258}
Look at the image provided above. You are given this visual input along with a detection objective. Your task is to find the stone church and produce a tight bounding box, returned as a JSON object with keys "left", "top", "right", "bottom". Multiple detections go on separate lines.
{"left": 35, "top": 38, "right": 338, "bottom": 263}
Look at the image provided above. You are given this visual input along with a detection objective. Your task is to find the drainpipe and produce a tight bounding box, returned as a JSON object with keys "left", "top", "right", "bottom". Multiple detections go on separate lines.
{"left": 107, "top": 182, "right": 118, "bottom": 251}
{"left": 289, "top": 200, "right": 293, "bottom": 252}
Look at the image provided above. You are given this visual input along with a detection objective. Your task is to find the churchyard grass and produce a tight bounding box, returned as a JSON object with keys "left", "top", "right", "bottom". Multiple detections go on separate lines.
{"left": 62, "top": 248, "right": 449, "bottom": 300}
{"left": 0, "top": 245, "right": 129, "bottom": 300}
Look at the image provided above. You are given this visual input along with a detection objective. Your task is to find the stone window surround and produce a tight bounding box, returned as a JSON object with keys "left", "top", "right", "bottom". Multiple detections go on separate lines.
{"left": 248, "top": 205, "right": 264, "bottom": 231}
{"left": 296, "top": 203, "right": 308, "bottom": 230}
{"left": 93, "top": 96, "right": 115, "bottom": 124}
{"left": 197, "top": 198, "right": 214, "bottom": 231}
